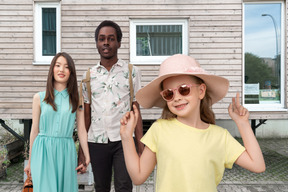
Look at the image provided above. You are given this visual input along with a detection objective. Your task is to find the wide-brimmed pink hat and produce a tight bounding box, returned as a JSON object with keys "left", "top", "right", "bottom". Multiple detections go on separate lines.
{"left": 136, "top": 54, "right": 229, "bottom": 108}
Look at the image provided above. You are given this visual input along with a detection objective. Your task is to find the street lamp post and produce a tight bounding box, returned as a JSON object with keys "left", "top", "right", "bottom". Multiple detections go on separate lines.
{"left": 262, "top": 13, "right": 280, "bottom": 88}
{"left": 262, "top": 14, "right": 279, "bottom": 56}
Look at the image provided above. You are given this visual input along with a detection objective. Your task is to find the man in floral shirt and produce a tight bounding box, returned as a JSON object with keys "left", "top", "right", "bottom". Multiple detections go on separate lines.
{"left": 79, "top": 20, "right": 144, "bottom": 192}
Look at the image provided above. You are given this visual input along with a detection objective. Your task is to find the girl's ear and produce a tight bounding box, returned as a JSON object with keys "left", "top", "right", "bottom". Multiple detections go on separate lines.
{"left": 198, "top": 83, "right": 206, "bottom": 100}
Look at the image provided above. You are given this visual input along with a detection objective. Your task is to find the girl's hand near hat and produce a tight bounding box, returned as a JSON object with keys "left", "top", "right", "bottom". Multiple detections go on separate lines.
{"left": 228, "top": 92, "right": 249, "bottom": 124}
{"left": 120, "top": 104, "right": 139, "bottom": 140}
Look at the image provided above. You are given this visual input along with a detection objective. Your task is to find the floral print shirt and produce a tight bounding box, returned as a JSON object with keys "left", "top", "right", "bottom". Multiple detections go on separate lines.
{"left": 82, "top": 59, "right": 141, "bottom": 143}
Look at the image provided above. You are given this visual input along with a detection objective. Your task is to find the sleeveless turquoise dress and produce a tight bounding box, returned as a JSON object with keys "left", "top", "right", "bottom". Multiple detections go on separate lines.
{"left": 31, "top": 89, "right": 78, "bottom": 192}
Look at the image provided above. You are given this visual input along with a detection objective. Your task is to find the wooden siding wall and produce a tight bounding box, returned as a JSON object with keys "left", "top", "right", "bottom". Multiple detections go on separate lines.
{"left": 0, "top": 0, "right": 287, "bottom": 120}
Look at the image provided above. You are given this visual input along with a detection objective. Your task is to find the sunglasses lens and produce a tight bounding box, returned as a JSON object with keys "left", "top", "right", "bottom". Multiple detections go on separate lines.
{"left": 178, "top": 85, "right": 190, "bottom": 96}
{"left": 162, "top": 89, "right": 174, "bottom": 101}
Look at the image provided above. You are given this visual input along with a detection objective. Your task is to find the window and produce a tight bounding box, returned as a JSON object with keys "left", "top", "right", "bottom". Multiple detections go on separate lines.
{"left": 34, "top": 2, "right": 61, "bottom": 65}
{"left": 243, "top": 2, "right": 285, "bottom": 111}
{"left": 130, "top": 19, "right": 188, "bottom": 64}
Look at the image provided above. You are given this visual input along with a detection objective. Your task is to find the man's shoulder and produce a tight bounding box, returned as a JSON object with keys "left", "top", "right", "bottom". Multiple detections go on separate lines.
{"left": 117, "top": 59, "right": 135, "bottom": 67}
{"left": 82, "top": 63, "right": 100, "bottom": 77}
{"left": 117, "top": 59, "right": 128, "bottom": 66}
{"left": 117, "top": 59, "right": 139, "bottom": 71}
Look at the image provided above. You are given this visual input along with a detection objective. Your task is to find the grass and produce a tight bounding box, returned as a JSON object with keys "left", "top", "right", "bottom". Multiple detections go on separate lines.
{"left": 0, "top": 155, "right": 24, "bottom": 183}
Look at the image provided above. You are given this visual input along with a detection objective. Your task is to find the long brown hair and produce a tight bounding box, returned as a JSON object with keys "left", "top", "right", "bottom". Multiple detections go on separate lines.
{"left": 44, "top": 52, "right": 79, "bottom": 113}
{"left": 161, "top": 76, "right": 215, "bottom": 124}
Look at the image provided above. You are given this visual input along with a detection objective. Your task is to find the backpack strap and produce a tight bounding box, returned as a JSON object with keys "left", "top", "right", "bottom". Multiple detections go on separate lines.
{"left": 128, "top": 63, "right": 134, "bottom": 109}
{"left": 79, "top": 68, "right": 91, "bottom": 109}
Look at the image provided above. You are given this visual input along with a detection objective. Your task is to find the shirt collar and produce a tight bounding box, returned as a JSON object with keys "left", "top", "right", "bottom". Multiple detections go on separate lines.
{"left": 54, "top": 88, "right": 69, "bottom": 98}
{"left": 96, "top": 59, "right": 124, "bottom": 69}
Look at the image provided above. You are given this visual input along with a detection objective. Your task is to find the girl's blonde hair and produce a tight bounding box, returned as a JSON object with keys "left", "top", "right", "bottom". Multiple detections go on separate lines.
{"left": 161, "top": 76, "right": 215, "bottom": 124}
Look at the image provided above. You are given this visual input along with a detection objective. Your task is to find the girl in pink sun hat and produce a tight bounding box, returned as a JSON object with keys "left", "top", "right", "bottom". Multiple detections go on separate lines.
{"left": 120, "top": 54, "right": 265, "bottom": 192}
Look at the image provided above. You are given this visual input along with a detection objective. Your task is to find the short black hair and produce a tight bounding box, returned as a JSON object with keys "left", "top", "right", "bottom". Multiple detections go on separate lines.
{"left": 95, "top": 20, "right": 122, "bottom": 43}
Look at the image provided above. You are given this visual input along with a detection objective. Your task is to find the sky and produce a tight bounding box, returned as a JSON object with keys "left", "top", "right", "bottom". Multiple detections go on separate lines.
{"left": 244, "top": 3, "right": 282, "bottom": 58}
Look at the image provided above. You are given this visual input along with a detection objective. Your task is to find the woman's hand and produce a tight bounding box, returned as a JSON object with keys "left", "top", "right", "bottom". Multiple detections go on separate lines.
{"left": 24, "top": 162, "right": 31, "bottom": 177}
{"left": 76, "top": 156, "right": 90, "bottom": 174}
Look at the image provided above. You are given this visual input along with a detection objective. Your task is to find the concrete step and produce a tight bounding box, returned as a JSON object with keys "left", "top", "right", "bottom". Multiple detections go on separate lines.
{"left": 78, "top": 184, "right": 94, "bottom": 192}
{"left": 78, "top": 164, "right": 94, "bottom": 192}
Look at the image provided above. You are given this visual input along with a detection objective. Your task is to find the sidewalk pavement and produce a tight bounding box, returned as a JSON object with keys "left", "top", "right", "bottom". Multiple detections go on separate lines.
{"left": 0, "top": 138, "right": 287, "bottom": 192}
{"left": 217, "top": 138, "right": 288, "bottom": 192}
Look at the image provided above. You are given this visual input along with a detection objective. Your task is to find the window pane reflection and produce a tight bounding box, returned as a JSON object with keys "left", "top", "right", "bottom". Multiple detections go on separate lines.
{"left": 136, "top": 25, "right": 182, "bottom": 56}
{"left": 42, "top": 8, "right": 56, "bottom": 56}
{"left": 244, "top": 3, "right": 282, "bottom": 104}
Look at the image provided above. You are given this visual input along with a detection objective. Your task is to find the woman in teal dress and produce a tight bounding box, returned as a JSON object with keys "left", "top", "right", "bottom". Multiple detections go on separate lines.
{"left": 24, "top": 52, "right": 90, "bottom": 192}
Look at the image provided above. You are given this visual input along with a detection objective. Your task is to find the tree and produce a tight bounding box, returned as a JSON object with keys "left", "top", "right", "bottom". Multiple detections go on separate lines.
{"left": 245, "top": 52, "right": 277, "bottom": 89}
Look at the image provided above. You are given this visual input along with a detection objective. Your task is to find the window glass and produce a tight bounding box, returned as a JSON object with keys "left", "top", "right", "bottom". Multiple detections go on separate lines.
{"left": 136, "top": 25, "right": 182, "bottom": 56}
{"left": 34, "top": 2, "right": 60, "bottom": 65}
{"left": 130, "top": 19, "right": 188, "bottom": 64}
{"left": 42, "top": 8, "right": 56, "bottom": 56}
{"left": 244, "top": 3, "right": 283, "bottom": 107}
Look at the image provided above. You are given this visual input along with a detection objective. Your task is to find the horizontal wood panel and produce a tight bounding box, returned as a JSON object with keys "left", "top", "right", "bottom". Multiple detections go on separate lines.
{"left": 190, "top": 49, "right": 242, "bottom": 54}
{"left": 190, "top": 32, "right": 242, "bottom": 37}
{"left": 0, "top": 82, "right": 46, "bottom": 87}
{"left": 61, "top": 4, "right": 240, "bottom": 10}
{"left": 0, "top": 93, "right": 35, "bottom": 98}
{"left": 0, "top": 98, "right": 32, "bottom": 102}
{"left": 0, "top": 87, "right": 45, "bottom": 92}
{"left": 0, "top": 22, "right": 33, "bottom": 27}
{"left": 0, "top": 108, "right": 31, "bottom": 114}
{"left": 190, "top": 37, "right": 241, "bottom": 43}
{"left": 0, "top": 49, "right": 33, "bottom": 54}
{"left": 190, "top": 43, "right": 242, "bottom": 48}
{"left": 0, "top": 55, "right": 33, "bottom": 60}
{"left": 191, "top": 26, "right": 242, "bottom": 32}
{"left": 0, "top": 76, "right": 48, "bottom": 81}
{"left": 0, "top": 114, "right": 32, "bottom": 119}
{"left": 0, "top": 11, "right": 32, "bottom": 16}
{"left": 61, "top": 0, "right": 238, "bottom": 5}
{"left": 0, "top": 103, "right": 32, "bottom": 109}
{"left": 0, "top": 38, "right": 33, "bottom": 43}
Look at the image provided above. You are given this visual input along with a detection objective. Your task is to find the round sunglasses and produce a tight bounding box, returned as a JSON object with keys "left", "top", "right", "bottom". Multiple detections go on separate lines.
{"left": 160, "top": 84, "right": 200, "bottom": 101}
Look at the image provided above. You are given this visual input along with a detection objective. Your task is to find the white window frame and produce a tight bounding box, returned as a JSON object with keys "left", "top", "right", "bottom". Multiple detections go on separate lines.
{"left": 242, "top": 1, "right": 286, "bottom": 111}
{"left": 130, "top": 19, "right": 188, "bottom": 65}
{"left": 34, "top": 2, "right": 61, "bottom": 65}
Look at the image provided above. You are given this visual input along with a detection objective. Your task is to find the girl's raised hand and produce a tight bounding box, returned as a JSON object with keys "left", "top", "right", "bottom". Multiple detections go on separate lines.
{"left": 120, "top": 104, "right": 139, "bottom": 139}
{"left": 228, "top": 93, "right": 249, "bottom": 123}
